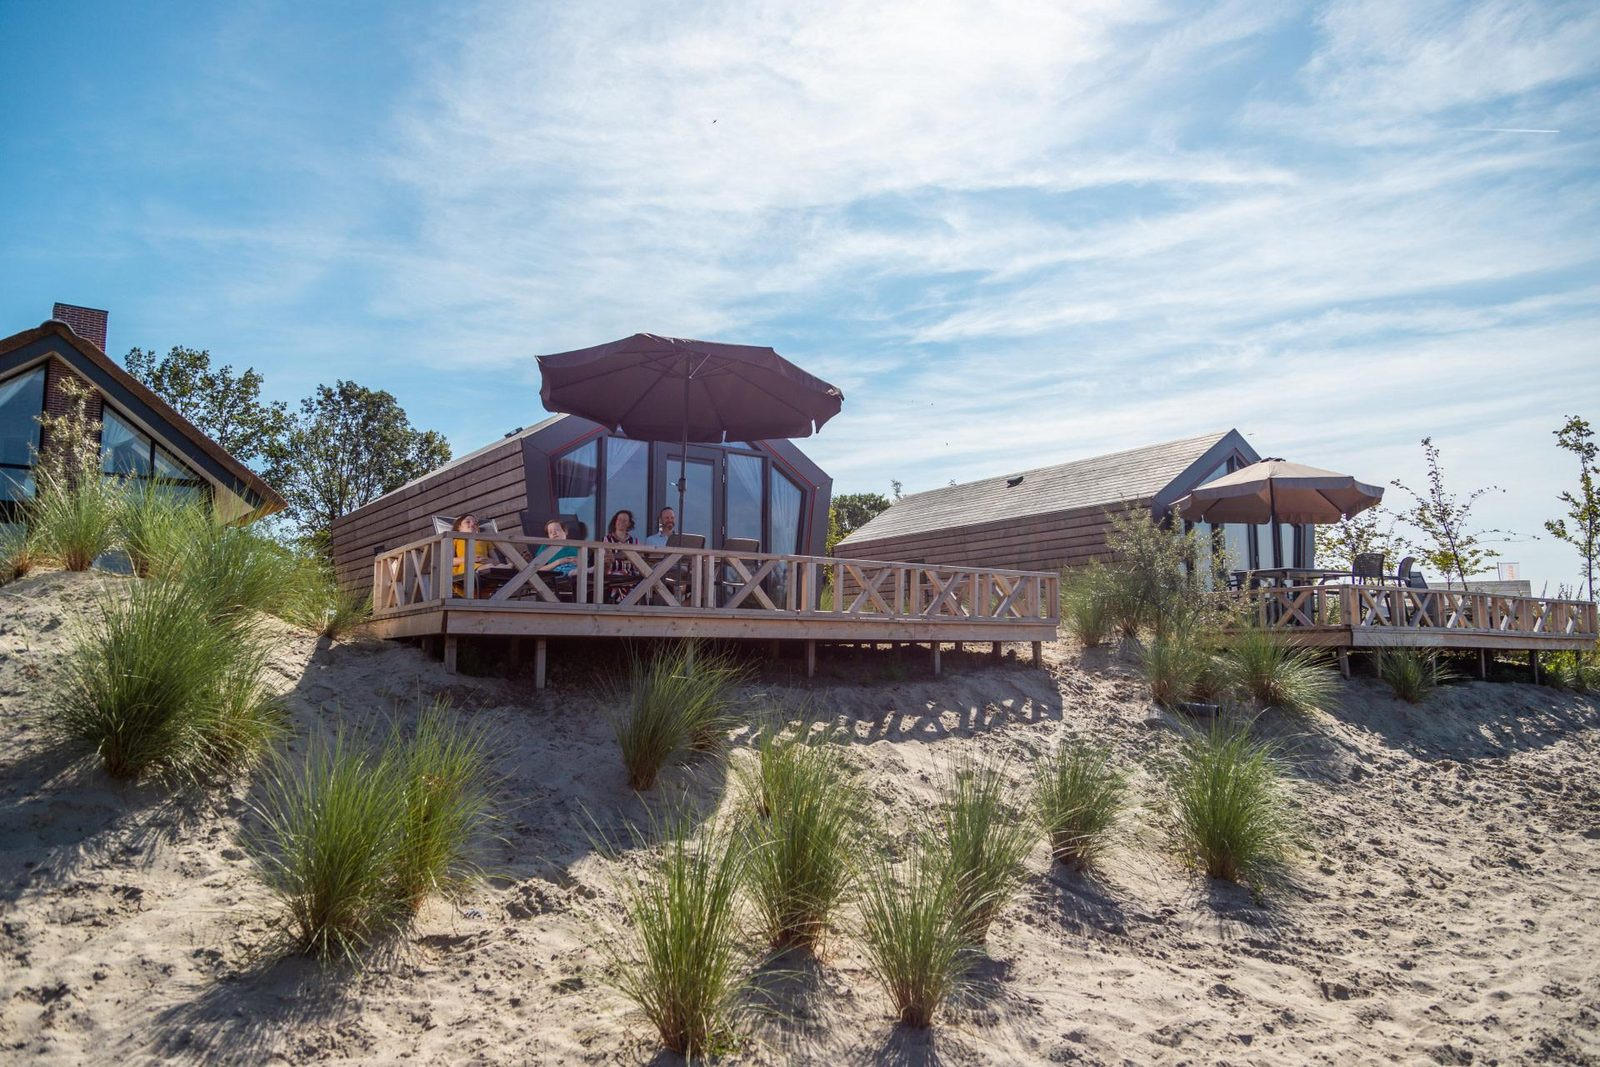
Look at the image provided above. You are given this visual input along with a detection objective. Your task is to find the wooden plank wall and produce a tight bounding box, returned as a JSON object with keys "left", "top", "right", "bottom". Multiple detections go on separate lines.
{"left": 328, "top": 439, "right": 530, "bottom": 597}
{"left": 834, "top": 499, "right": 1147, "bottom": 573}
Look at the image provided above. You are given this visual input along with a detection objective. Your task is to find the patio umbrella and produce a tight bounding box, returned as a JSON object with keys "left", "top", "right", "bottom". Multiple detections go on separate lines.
{"left": 1177, "top": 458, "right": 1383, "bottom": 525}
{"left": 535, "top": 333, "right": 844, "bottom": 529}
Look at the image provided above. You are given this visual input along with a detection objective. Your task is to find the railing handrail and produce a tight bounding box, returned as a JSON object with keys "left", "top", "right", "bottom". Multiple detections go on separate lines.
{"left": 1238, "top": 583, "right": 1599, "bottom": 639}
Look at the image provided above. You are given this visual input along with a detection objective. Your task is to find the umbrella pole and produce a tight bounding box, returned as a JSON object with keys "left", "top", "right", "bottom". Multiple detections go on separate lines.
{"left": 677, "top": 352, "right": 689, "bottom": 535}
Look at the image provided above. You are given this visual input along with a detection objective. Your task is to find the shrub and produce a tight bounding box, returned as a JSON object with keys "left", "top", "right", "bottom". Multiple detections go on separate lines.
{"left": 1033, "top": 742, "right": 1126, "bottom": 871}
{"left": 279, "top": 553, "right": 371, "bottom": 639}
{"left": 858, "top": 844, "right": 970, "bottom": 1029}
{"left": 1164, "top": 718, "right": 1296, "bottom": 889}
{"left": 117, "top": 487, "right": 205, "bottom": 578}
{"left": 739, "top": 727, "right": 865, "bottom": 950}
{"left": 254, "top": 730, "right": 408, "bottom": 963}
{"left": 27, "top": 466, "right": 122, "bottom": 572}
{"left": 46, "top": 578, "right": 280, "bottom": 781}
{"left": 1102, "top": 509, "right": 1208, "bottom": 639}
{"left": 1222, "top": 627, "right": 1336, "bottom": 714}
{"left": 938, "top": 759, "right": 1032, "bottom": 944}
{"left": 1060, "top": 565, "right": 1112, "bottom": 648}
{"left": 1544, "top": 646, "right": 1598, "bottom": 693}
{"left": 610, "top": 642, "right": 745, "bottom": 790}
{"left": 176, "top": 520, "right": 297, "bottom": 622}
{"left": 609, "top": 820, "right": 749, "bottom": 1058}
{"left": 1376, "top": 647, "right": 1448, "bottom": 703}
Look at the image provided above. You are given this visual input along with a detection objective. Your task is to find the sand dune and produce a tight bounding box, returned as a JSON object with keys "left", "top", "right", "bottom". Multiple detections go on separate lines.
{"left": 2, "top": 569, "right": 1597, "bottom": 1064}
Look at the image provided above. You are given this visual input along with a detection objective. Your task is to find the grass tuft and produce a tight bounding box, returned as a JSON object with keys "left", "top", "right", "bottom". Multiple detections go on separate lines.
{"left": 608, "top": 818, "right": 749, "bottom": 1058}
{"left": 116, "top": 486, "right": 204, "bottom": 578}
{"left": 1222, "top": 627, "right": 1336, "bottom": 714}
{"left": 279, "top": 553, "right": 372, "bottom": 638}
{"left": 28, "top": 467, "right": 121, "bottom": 572}
{"left": 858, "top": 843, "right": 971, "bottom": 1029}
{"left": 1033, "top": 742, "right": 1126, "bottom": 871}
{"left": 938, "top": 758, "right": 1032, "bottom": 944}
{"left": 176, "top": 520, "right": 297, "bottom": 622}
{"left": 1060, "top": 566, "right": 1112, "bottom": 648}
{"left": 387, "top": 703, "right": 495, "bottom": 913}
{"left": 1376, "top": 647, "right": 1447, "bottom": 703}
{"left": 738, "top": 726, "right": 866, "bottom": 950}
{"left": 609, "top": 642, "right": 745, "bottom": 790}
{"left": 1163, "top": 717, "right": 1296, "bottom": 890}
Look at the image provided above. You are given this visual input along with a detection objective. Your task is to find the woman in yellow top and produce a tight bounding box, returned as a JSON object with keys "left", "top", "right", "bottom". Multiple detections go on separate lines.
{"left": 451, "top": 514, "right": 492, "bottom": 596}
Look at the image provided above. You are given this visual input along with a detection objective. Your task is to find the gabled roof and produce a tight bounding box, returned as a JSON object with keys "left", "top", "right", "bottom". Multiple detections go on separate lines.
{"left": 0, "top": 320, "right": 286, "bottom": 517}
{"left": 838, "top": 430, "right": 1249, "bottom": 547}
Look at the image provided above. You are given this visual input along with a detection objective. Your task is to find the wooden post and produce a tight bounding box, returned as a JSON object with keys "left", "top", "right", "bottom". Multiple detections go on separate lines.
{"left": 931, "top": 643, "right": 942, "bottom": 676}
{"left": 1478, "top": 649, "right": 1488, "bottom": 679}
{"left": 507, "top": 638, "right": 523, "bottom": 672}
{"left": 953, "top": 641, "right": 964, "bottom": 655}
{"left": 804, "top": 640, "right": 816, "bottom": 678}
{"left": 991, "top": 641, "right": 1003, "bottom": 663}
{"left": 1337, "top": 649, "right": 1350, "bottom": 679}
{"left": 1530, "top": 650, "right": 1540, "bottom": 684}
{"left": 685, "top": 642, "right": 697, "bottom": 674}
{"left": 443, "top": 635, "right": 458, "bottom": 675}
{"left": 1031, "top": 640, "right": 1043, "bottom": 668}
{"left": 768, "top": 639, "right": 780, "bottom": 660}
{"left": 534, "top": 638, "right": 547, "bottom": 691}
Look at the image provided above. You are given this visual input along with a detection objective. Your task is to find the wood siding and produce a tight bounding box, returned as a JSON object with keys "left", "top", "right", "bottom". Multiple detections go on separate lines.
{"left": 329, "top": 438, "right": 528, "bottom": 597}
{"left": 834, "top": 499, "right": 1149, "bottom": 572}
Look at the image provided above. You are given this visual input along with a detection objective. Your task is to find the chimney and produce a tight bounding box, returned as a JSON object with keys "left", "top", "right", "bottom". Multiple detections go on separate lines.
{"left": 51, "top": 302, "right": 109, "bottom": 352}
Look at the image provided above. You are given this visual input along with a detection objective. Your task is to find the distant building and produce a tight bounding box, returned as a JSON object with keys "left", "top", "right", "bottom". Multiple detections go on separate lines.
{"left": 0, "top": 307, "right": 284, "bottom": 536}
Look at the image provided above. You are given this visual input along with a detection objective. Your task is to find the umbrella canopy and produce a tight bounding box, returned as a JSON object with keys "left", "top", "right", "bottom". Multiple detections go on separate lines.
{"left": 1178, "top": 458, "right": 1383, "bottom": 525}
{"left": 536, "top": 333, "right": 843, "bottom": 443}
{"left": 536, "top": 334, "right": 844, "bottom": 532}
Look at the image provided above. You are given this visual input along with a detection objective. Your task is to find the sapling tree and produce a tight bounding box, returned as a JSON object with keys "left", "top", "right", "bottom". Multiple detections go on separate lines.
{"left": 1545, "top": 415, "right": 1598, "bottom": 601}
{"left": 1313, "top": 507, "right": 1405, "bottom": 573}
{"left": 1390, "top": 437, "right": 1506, "bottom": 588}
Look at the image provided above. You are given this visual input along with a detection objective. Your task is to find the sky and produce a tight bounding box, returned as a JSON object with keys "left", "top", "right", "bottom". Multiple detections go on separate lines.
{"left": 2, "top": 0, "right": 1597, "bottom": 589}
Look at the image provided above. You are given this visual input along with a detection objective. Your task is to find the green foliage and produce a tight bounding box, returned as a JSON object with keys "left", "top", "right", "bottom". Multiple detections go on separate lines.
{"left": 279, "top": 553, "right": 372, "bottom": 638}
{"left": 829, "top": 491, "right": 892, "bottom": 553}
{"left": 1163, "top": 718, "right": 1296, "bottom": 889}
{"left": 608, "top": 819, "right": 749, "bottom": 1058}
{"left": 1314, "top": 508, "right": 1405, "bottom": 575}
{"left": 116, "top": 485, "right": 205, "bottom": 578}
{"left": 27, "top": 467, "right": 121, "bottom": 572}
{"left": 609, "top": 642, "right": 746, "bottom": 790}
{"left": 123, "top": 345, "right": 290, "bottom": 468}
{"left": 176, "top": 519, "right": 298, "bottom": 622}
{"left": 1033, "top": 742, "right": 1126, "bottom": 871}
{"left": 1391, "top": 437, "right": 1506, "bottom": 587}
{"left": 1376, "top": 647, "right": 1448, "bottom": 703}
{"left": 1545, "top": 415, "right": 1598, "bottom": 601}
{"left": 1, "top": 521, "right": 39, "bottom": 584}
{"left": 46, "top": 578, "right": 280, "bottom": 781}
{"left": 857, "top": 844, "right": 970, "bottom": 1029}
{"left": 252, "top": 705, "right": 494, "bottom": 963}
{"left": 738, "top": 727, "right": 866, "bottom": 950}
{"left": 1102, "top": 509, "right": 1210, "bottom": 640}
{"left": 1222, "top": 627, "right": 1336, "bottom": 714}
{"left": 938, "top": 759, "right": 1031, "bottom": 944}
{"left": 1060, "top": 564, "right": 1113, "bottom": 648}
{"left": 1545, "top": 645, "right": 1600, "bottom": 693}
{"left": 267, "top": 380, "right": 452, "bottom": 540}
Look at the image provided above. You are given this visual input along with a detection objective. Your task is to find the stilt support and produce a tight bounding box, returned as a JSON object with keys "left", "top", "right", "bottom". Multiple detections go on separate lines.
{"left": 991, "top": 641, "right": 1003, "bottom": 664}
{"left": 931, "top": 643, "right": 942, "bottom": 677}
{"left": 1031, "top": 640, "right": 1043, "bottom": 668}
{"left": 534, "top": 638, "right": 547, "bottom": 691}
{"left": 1478, "top": 649, "right": 1488, "bottom": 680}
{"left": 1338, "top": 649, "right": 1350, "bottom": 680}
{"left": 1530, "top": 650, "right": 1540, "bottom": 685}
{"left": 804, "top": 640, "right": 817, "bottom": 679}
{"left": 443, "top": 635, "right": 458, "bottom": 675}
{"left": 953, "top": 641, "right": 964, "bottom": 655}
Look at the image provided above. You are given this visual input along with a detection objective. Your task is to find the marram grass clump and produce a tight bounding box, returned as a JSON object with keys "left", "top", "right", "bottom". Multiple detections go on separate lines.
{"left": 1377, "top": 647, "right": 1448, "bottom": 703}
{"left": 1223, "top": 626, "right": 1336, "bottom": 714}
{"left": 609, "top": 642, "right": 746, "bottom": 790}
{"left": 938, "top": 758, "right": 1032, "bottom": 944}
{"left": 858, "top": 843, "right": 971, "bottom": 1029}
{"left": 1163, "top": 718, "right": 1297, "bottom": 891}
{"left": 1033, "top": 742, "right": 1126, "bottom": 871}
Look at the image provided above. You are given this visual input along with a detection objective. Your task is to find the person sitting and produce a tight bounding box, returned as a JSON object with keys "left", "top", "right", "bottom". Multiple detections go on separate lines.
{"left": 603, "top": 509, "right": 642, "bottom": 601}
{"left": 643, "top": 507, "right": 676, "bottom": 547}
{"left": 451, "top": 514, "right": 494, "bottom": 597}
{"left": 540, "top": 519, "right": 579, "bottom": 578}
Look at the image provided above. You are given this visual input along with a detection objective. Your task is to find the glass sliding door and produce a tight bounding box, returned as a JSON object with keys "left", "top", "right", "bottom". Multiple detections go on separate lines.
{"left": 662, "top": 452, "right": 718, "bottom": 544}
{"left": 725, "top": 452, "right": 764, "bottom": 544}
{"left": 602, "top": 438, "right": 648, "bottom": 539}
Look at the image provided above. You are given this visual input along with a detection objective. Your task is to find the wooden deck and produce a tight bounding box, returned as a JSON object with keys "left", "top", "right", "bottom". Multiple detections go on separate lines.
{"left": 364, "top": 534, "right": 1061, "bottom": 686}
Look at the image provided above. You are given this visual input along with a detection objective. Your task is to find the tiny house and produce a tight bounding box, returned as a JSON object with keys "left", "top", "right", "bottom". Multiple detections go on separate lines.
{"left": 330, "top": 414, "right": 833, "bottom": 598}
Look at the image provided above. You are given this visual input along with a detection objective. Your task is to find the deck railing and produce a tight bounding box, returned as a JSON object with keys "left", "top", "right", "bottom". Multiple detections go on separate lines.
{"left": 372, "top": 534, "right": 1060, "bottom": 625}
{"left": 1250, "top": 584, "right": 1598, "bottom": 639}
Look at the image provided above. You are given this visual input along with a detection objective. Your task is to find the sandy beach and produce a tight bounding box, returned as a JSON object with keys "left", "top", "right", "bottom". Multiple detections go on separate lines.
{"left": 2, "top": 568, "right": 1598, "bottom": 1065}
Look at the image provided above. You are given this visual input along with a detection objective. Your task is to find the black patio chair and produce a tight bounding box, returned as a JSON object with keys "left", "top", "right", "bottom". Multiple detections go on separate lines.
{"left": 717, "top": 537, "right": 763, "bottom": 607}
{"left": 1352, "top": 552, "right": 1385, "bottom": 584}
{"left": 1394, "top": 556, "right": 1417, "bottom": 587}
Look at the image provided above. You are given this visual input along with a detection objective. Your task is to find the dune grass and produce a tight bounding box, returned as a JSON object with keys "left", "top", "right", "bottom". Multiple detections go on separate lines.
{"left": 1376, "top": 647, "right": 1448, "bottom": 703}
{"left": 176, "top": 519, "right": 298, "bottom": 622}
{"left": 608, "top": 819, "right": 749, "bottom": 1058}
{"left": 0, "top": 523, "right": 38, "bottom": 584}
{"left": 27, "top": 466, "right": 122, "bottom": 572}
{"left": 938, "top": 758, "right": 1032, "bottom": 944}
{"left": 1141, "top": 631, "right": 1218, "bottom": 708}
{"left": 610, "top": 642, "right": 745, "bottom": 790}
{"left": 279, "top": 553, "right": 372, "bottom": 639}
{"left": 1060, "top": 565, "right": 1112, "bottom": 648}
{"left": 858, "top": 843, "right": 971, "bottom": 1029}
{"left": 1033, "top": 742, "right": 1126, "bottom": 871}
{"left": 46, "top": 577, "right": 281, "bottom": 781}
{"left": 1164, "top": 717, "right": 1296, "bottom": 890}
{"left": 738, "top": 727, "right": 866, "bottom": 951}
{"left": 1222, "top": 627, "right": 1336, "bottom": 714}
{"left": 116, "top": 486, "right": 203, "bottom": 578}
{"left": 387, "top": 703, "right": 496, "bottom": 913}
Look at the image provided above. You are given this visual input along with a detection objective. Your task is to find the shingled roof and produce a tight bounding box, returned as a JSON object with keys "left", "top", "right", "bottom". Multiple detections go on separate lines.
{"left": 838, "top": 430, "right": 1247, "bottom": 547}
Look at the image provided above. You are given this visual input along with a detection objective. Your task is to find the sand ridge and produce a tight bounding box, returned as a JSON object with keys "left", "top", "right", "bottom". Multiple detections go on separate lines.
{"left": 1, "top": 569, "right": 1598, "bottom": 1064}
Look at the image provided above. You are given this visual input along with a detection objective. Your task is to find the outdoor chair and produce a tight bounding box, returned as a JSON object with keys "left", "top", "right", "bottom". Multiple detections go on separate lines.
{"left": 432, "top": 515, "right": 507, "bottom": 598}
{"left": 1352, "top": 552, "right": 1385, "bottom": 584}
{"left": 656, "top": 533, "right": 706, "bottom": 603}
{"left": 1395, "top": 556, "right": 1417, "bottom": 587}
{"left": 717, "top": 537, "right": 763, "bottom": 607}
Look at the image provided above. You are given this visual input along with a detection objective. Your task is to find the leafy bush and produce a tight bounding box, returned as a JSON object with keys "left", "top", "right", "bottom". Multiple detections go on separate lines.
{"left": 858, "top": 843, "right": 970, "bottom": 1029}
{"left": 1545, "top": 646, "right": 1599, "bottom": 693}
{"left": 739, "top": 727, "right": 865, "bottom": 950}
{"left": 27, "top": 466, "right": 122, "bottom": 572}
{"left": 1034, "top": 742, "right": 1126, "bottom": 871}
{"left": 1163, "top": 718, "right": 1296, "bottom": 889}
{"left": 1102, "top": 509, "right": 1208, "bottom": 640}
{"left": 610, "top": 642, "right": 745, "bottom": 790}
{"left": 1376, "top": 647, "right": 1449, "bottom": 703}
{"left": 253, "top": 705, "right": 494, "bottom": 962}
{"left": 938, "top": 759, "right": 1032, "bottom": 944}
{"left": 1060, "top": 565, "right": 1112, "bottom": 648}
{"left": 1222, "top": 627, "right": 1336, "bottom": 714}
{"left": 608, "top": 820, "right": 749, "bottom": 1058}
{"left": 46, "top": 578, "right": 280, "bottom": 781}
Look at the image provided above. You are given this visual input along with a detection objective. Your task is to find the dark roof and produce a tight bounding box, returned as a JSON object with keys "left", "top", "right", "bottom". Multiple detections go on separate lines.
{"left": 838, "top": 430, "right": 1242, "bottom": 546}
{"left": 0, "top": 321, "right": 286, "bottom": 516}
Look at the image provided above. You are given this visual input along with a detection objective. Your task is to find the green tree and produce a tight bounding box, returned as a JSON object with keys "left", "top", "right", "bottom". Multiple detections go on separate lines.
{"left": 268, "top": 381, "right": 451, "bottom": 541}
{"left": 832, "top": 492, "right": 891, "bottom": 539}
{"left": 1390, "top": 437, "right": 1505, "bottom": 588}
{"left": 1545, "top": 415, "right": 1598, "bottom": 601}
{"left": 1314, "top": 507, "right": 1405, "bottom": 573}
{"left": 124, "top": 346, "right": 290, "bottom": 468}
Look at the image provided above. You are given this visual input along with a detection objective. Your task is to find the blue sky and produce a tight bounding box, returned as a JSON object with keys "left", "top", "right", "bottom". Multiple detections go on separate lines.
{"left": 3, "top": 1, "right": 1597, "bottom": 587}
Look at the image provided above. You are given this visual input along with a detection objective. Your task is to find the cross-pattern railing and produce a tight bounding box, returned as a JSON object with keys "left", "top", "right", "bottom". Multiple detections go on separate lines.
{"left": 372, "top": 534, "right": 1060, "bottom": 625}
{"left": 1248, "top": 585, "right": 1598, "bottom": 640}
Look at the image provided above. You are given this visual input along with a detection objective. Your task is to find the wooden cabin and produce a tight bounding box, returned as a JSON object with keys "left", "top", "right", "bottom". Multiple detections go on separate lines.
{"left": 834, "top": 429, "right": 1312, "bottom": 575}
{"left": 330, "top": 414, "right": 833, "bottom": 600}
{"left": 0, "top": 310, "right": 284, "bottom": 533}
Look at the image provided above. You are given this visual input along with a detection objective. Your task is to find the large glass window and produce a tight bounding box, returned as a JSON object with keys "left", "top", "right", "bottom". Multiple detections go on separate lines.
{"left": 0, "top": 368, "right": 46, "bottom": 505}
{"left": 769, "top": 470, "right": 802, "bottom": 555}
{"left": 726, "top": 453, "right": 764, "bottom": 544}
{"left": 553, "top": 438, "right": 599, "bottom": 539}
{"left": 601, "top": 438, "right": 648, "bottom": 540}
{"left": 101, "top": 410, "right": 154, "bottom": 476}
